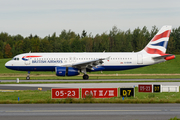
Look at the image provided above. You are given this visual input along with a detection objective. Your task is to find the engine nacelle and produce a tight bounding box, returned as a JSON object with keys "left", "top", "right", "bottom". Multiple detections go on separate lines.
{"left": 55, "top": 67, "right": 66, "bottom": 76}
{"left": 55, "top": 67, "right": 79, "bottom": 76}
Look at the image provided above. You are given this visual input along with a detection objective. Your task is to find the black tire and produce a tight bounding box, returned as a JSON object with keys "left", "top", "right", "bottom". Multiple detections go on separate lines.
{"left": 83, "top": 74, "right": 89, "bottom": 80}
{"left": 26, "top": 76, "right": 30, "bottom": 80}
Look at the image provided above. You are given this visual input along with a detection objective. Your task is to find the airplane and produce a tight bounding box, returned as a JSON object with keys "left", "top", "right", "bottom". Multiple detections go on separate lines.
{"left": 5, "top": 25, "right": 175, "bottom": 80}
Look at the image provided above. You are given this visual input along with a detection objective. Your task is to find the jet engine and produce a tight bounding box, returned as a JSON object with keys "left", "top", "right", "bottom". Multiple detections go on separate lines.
{"left": 55, "top": 67, "right": 80, "bottom": 76}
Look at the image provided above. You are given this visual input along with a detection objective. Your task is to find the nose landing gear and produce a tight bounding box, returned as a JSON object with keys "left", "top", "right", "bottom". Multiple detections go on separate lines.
{"left": 26, "top": 71, "right": 30, "bottom": 80}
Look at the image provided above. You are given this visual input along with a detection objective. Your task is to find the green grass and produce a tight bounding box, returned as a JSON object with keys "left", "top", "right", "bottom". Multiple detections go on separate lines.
{"left": 0, "top": 87, "right": 180, "bottom": 104}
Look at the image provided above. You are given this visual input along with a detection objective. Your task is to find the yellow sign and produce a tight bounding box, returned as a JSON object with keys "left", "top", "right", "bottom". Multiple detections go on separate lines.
{"left": 153, "top": 85, "right": 161, "bottom": 92}
{"left": 120, "top": 88, "right": 134, "bottom": 97}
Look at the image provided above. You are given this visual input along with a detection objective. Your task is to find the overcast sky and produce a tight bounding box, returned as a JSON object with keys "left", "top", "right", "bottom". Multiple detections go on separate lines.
{"left": 0, "top": 0, "right": 180, "bottom": 38}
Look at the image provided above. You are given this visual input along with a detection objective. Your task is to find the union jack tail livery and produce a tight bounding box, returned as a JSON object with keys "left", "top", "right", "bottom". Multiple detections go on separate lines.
{"left": 140, "top": 25, "right": 175, "bottom": 61}
{"left": 143, "top": 25, "right": 171, "bottom": 55}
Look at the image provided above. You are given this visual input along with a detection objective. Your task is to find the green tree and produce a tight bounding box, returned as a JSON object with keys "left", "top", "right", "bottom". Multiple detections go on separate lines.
{"left": 70, "top": 37, "right": 82, "bottom": 52}
{"left": 40, "top": 38, "right": 52, "bottom": 52}
{"left": 81, "top": 30, "right": 87, "bottom": 38}
{"left": 22, "top": 38, "right": 32, "bottom": 53}
{"left": 4, "top": 44, "right": 12, "bottom": 58}
{"left": 171, "top": 27, "right": 180, "bottom": 54}
{"left": 31, "top": 38, "right": 40, "bottom": 52}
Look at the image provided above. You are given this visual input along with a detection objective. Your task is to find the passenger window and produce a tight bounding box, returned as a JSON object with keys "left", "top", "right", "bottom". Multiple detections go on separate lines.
{"left": 17, "top": 58, "right": 19, "bottom": 60}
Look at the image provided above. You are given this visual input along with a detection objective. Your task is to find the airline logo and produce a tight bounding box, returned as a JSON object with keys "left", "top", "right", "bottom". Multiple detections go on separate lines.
{"left": 144, "top": 28, "right": 171, "bottom": 56}
{"left": 22, "top": 56, "right": 42, "bottom": 61}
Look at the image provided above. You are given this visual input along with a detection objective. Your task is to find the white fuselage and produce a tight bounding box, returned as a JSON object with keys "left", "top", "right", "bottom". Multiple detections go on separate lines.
{"left": 5, "top": 52, "right": 163, "bottom": 72}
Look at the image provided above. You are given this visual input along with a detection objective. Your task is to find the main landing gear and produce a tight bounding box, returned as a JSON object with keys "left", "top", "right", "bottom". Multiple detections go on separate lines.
{"left": 81, "top": 68, "right": 89, "bottom": 80}
{"left": 26, "top": 71, "right": 30, "bottom": 80}
{"left": 83, "top": 74, "right": 89, "bottom": 80}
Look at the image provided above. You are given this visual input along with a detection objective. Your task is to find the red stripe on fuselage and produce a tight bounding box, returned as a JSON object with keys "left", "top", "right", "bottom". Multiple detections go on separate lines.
{"left": 23, "top": 56, "right": 42, "bottom": 58}
{"left": 151, "top": 30, "right": 171, "bottom": 42}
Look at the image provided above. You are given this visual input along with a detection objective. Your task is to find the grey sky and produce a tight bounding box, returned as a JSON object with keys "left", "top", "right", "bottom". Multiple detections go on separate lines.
{"left": 0, "top": 0, "right": 180, "bottom": 38}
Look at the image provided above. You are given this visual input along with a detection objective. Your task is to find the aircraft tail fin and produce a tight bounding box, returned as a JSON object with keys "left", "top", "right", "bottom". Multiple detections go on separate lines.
{"left": 141, "top": 25, "right": 172, "bottom": 56}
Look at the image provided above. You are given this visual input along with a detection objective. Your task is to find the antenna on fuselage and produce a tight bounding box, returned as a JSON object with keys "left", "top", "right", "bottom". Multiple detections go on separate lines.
{"left": 103, "top": 50, "right": 105, "bottom": 53}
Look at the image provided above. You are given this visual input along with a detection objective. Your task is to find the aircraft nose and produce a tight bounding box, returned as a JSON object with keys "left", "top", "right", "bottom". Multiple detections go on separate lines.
{"left": 5, "top": 61, "right": 11, "bottom": 68}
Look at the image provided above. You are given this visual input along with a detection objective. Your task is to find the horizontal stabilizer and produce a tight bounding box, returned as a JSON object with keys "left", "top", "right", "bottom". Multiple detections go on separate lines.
{"left": 152, "top": 54, "right": 175, "bottom": 61}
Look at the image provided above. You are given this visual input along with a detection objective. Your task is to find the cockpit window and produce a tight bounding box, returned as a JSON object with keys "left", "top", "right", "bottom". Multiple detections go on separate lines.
{"left": 13, "top": 58, "right": 19, "bottom": 61}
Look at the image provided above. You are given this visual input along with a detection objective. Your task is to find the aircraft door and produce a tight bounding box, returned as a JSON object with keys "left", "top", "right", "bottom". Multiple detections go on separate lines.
{"left": 69, "top": 57, "right": 72, "bottom": 63}
{"left": 25, "top": 59, "right": 31, "bottom": 65}
{"left": 137, "top": 54, "right": 143, "bottom": 64}
{"left": 73, "top": 57, "right": 76, "bottom": 63}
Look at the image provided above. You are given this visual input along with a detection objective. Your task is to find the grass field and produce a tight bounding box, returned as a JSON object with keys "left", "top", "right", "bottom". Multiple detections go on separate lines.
{"left": 0, "top": 87, "right": 180, "bottom": 104}
{"left": 0, "top": 55, "right": 179, "bottom": 80}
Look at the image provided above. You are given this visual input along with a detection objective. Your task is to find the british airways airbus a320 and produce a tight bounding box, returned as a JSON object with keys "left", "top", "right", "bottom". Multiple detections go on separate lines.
{"left": 5, "top": 26, "right": 175, "bottom": 80}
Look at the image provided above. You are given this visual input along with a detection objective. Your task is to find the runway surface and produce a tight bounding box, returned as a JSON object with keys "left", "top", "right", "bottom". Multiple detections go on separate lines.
{"left": 1, "top": 78, "right": 180, "bottom": 82}
{"left": 0, "top": 82, "right": 180, "bottom": 91}
{"left": 0, "top": 104, "right": 179, "bottom": 120}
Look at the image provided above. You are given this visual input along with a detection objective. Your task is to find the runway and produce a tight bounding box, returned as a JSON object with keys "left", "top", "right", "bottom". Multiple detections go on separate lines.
{"left": 0, "top": 82, "right": 180, "bottom": 91}
{"left": 0, "top": 104, "right": 179, "bottom": 120}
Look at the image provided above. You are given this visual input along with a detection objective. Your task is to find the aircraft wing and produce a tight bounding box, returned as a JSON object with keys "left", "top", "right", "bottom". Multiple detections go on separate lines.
{"left": 72, "top": 56, "right": 110, "bottom": 70}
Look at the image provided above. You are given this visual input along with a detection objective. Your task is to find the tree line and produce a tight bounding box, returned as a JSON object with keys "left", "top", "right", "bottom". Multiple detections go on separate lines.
{"left": 0, "top": 25, "right": 180, "bottom": 59}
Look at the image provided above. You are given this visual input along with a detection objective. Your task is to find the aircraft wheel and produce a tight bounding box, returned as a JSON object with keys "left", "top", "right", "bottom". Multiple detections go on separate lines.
{"left": 26, "top": 76, "right": 30, "bottom": 80}
{"left": 83, "top": 74, "right": 89, "bottom": 80}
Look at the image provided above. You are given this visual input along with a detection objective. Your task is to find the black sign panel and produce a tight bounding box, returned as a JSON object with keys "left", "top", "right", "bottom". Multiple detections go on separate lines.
{"left": 153, "top": 85, "right": 161, "bottom": 93}
{"left": 120, "top": 88, "right": 134, "bottom": 97}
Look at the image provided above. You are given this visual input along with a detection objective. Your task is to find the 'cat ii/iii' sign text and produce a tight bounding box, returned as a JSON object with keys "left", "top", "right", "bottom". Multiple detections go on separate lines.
{"left": 81, "top": 88, "right": 118, "bottom": 98}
